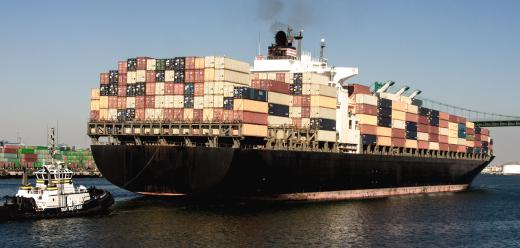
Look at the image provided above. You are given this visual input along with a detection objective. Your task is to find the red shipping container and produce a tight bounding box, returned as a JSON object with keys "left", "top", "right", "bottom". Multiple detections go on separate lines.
{"left": 164, "top": 83, "right": 175, "bottom": 95}
{"left": 276, "top": 73, "right": 285, "bottom": 82}
{"left": 418, "top": 116, "right": 429, "bottom": 125}
{"left": 302, "top": 96, "right": 311, "bottom": 107}
{"left": 145, "top": 96, "right": 155, "bottom": 108}
{"left": 418, "top": 141, "right": 429, "bottom": 149}
{"left": 439, "top": 135, "right": 448, "bottom": 144}
{"left": 194, "top": 83, "right": 204, "bottom": 96}
{"left": 439, "top": 143, "right": 449, "bottom": 151}
{"left": 449, "top": 115, "right": 458, "bottom": 123}
{"left": 457, "top": 116, "right": 466, "bottom": 124}
{"left": 457, "top": 146, "right": 467, "bottom": 153}
{"left": 90, "top": 110, "right": 99, "bottom": 120}
{"left": 418, "top": 124, "right": 429, "bottom": 133}
{"left": 213, "top": 108, "right": 224, "bottom": 121}
{"left": 481, "top": 134, "right": 489, "bottom": 141}
{"left": 475, "top": 134, "right": 481, "bottom": 141}
{"left": 439, "top": 120, "right": 449, "bottom": 128}
{"left": 194, "top": 69, "right": 204, "bottom": 82}
{"left": 118, "top": 85, "right": 127, "bottom": 96}
{"left": 136, "top": 109, "right": 145, "bottom": 120}
{"left": 118, "top": 61, "right": 127, "bottom": 74}
{"left": 234, "top": 111, "right": 268, "bottom": 125}
{"left": 292, "top": 96, "right": 302, "bottom": 107}
{"left": 391, "top": 128, "right": 405, "bottom": 139}
{"left": 474, "top": 141, "right": 482, "bottom": 148}
{"left": 292, "top": 118, "right": 302, "bottom": 128}
{"left": 392, "top": 138, "right": 405, "bottom": 147}
{"left": 174, "top": 83, "right": 184, "bottom": 95}
{"left": 449, "top": 144, "right": 458, "bottom": 151}
{"left": 439, "top": 112, "right": 450, "bottom": 120}
{"left": 466, "top": 128, "right": 474, "bottom": 135}
{"left": 481, "top": 128, "right": 489, "bottom": 136}
{"left": 185, "top": 57, "right": 195, "bottom": 69}
{"left": 359, "top": 124, "right": 377, "bottom": 135}
{"left": 108, "top": 96, "right": 118, "bottom": 108}
{"left": 356, "top": 104, "right": 377, "bottom": 116}
{"left": 429, "top": 134, "right": 439, "bottom": 142}
{"left": 405, "top": 113, "right": 418, "bottom": 122}
{"left": 100, "top": 73, "right": 109, "bottom": 84}
{"left": 301, "top": 107, "right": 310, "bottom": 118}
{"left": 146, "top": 83, "right": 156, "bottom": 96}
{"left": 223, "top": 110, "right": 234, "bottom": 121}
{"left": 429, "top": 126, "right": 439, "bottom": 134}
{"left": 136, "top": 96, "right": 145, "bottom": 109}
{"left": 185, "top": 70, "right": 195, "bottom": 82}
{"left": 146, "top": 71, "right": 156, "bottom": 83}
{"left": 251, "top": 79, "right": 290, "bottom": 94}
{"left": 193, "top": 109, "right": 203, "bottom": 121}
{"left": 136, "top": 57, "right": 147, "bottom": 70}
{"left": 164, "top": 109, "right": 174, "bottom": 120}
{"left": 347, "top": 84, "right": 371, "bottom": 96}
{"left": 119, "top": 73, "right": 127, "bottom": 85}
{"left": 117, "top": 97, "right": 126, "bottom": 109}
{"left": 173, "top": 109, "right": 184, "bottom": 120}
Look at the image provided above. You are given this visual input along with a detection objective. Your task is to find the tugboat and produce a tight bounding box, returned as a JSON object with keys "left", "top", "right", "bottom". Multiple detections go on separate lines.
{"left": 0, "top": 129, "right": 114, "bottom": 221}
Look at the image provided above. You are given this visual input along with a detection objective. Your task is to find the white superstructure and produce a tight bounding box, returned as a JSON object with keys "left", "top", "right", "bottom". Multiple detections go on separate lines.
{"left": 502, "top": 163, "right": 520, "bottom": 175}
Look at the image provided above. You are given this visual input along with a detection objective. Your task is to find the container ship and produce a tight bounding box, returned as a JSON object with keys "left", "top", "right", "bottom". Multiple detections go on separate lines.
{"left": 88, "top": 28, "right": 493, "bottom": 200}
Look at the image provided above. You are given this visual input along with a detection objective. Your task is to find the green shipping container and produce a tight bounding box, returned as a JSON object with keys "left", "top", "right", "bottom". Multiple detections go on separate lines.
{"left": 19, "top": 148, "right": 35, "bottom": 154}
{"left": 156, "top": 59, "right": 166, "bottom": 70}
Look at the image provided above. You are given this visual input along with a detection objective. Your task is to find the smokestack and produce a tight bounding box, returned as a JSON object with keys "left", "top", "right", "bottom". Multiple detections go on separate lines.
{"left": 294, "top": 30, "right": 303, "bottom": 60}
{"left": 319, "top": 38, "right": 326, "bottom": 62}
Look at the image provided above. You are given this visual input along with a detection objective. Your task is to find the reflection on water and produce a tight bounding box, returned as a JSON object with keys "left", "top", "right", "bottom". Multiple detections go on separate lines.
{"left": 1, "top": 176, "right": 520, "bottom": 247}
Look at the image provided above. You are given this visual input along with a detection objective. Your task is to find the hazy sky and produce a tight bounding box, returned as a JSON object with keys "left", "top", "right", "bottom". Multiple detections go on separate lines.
{"left": 0, "top": 0, "right": 519, "bottom": 165}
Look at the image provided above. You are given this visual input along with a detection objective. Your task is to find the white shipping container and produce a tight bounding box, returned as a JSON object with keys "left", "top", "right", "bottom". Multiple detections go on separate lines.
{"left": 155, "top": 82, "right": 165, "bottom": 95}
{"left": 203, "top": 109, "right": 213, "bottom": 121}
{"left": 204, "top": 56, "right": 215, "bottom": 68}
{"left": 204, "top": 68, "right": 215, "bottom": 81}
{"left": 164, "top": 70, "right": 175, "bottom": 82}
{"left": 289, "top": 107, "right": 302, "bottom": 118}
{"left": 145, "top": 109, "right": 155, "bottom": 120}
{"left": 417, "top": 132, "right": 429, "bottom": 141}
{"left": 316, "top": 130, "right": 337, "bottom": 142}
{"left": 99, "top": 96, "right": 109, "bottom": 109}
{"left": 213, "top": 81, "right": 224, "bottom": 94}
{"left": 302, "top": 84, "right": 311, "bottom": 95}
{"left": 155, "top": 109, "right": 164, "bottom": 120}
{"left": 194, "top": 96, "right": 204, "bottom": 109}
{"left": 268, "top": 92, "right": 291, "bottom": 106}
{"left": 90, "top": 100, "right": 100, "bottom": 111}
{"left": 155, "top": 96, "right": 165, "bottom": 108}
{"left": 91, "top": 89, "right": 100, "bottom": 100}
{"left": 268, "top": 116, "right": 291, "bottom": 126}
{"left": 406, "top": 104, "right": 419, "bottom": 114}
{"left": 458, "top": 138, "right": 466, "bottom": 145}
{"left": 214, "top": 56, "right": 250, "bottom": 73}
{"left": 173, "top": 95, "right": 184, "bottom": 108}
{"left": 203, "top": 95, "right": 214, "bottom": 108}
{"left": 204, "top": 82, "right": 214, "bottom": 95}
{"left": 440, "top": 128, "right": 449, "bottom": 136}
{"left": 213, "top": 95, "right": 223, "bottom": 108}
{"left": 99, "top": 109, "right": 108, "bottom": 120}
{"left": 301, "top": 118, "right": 310, "bottom": 127}
{"left": 310, "top": 107, "right": 336, "bottom": 119}
{"left": 303, "top": 72, "right": 329, "bottom": 85}
{"left": 164, "top": 95, "right": 174, "bottom": 108}
{"left": 310, "top": 84, "right": 337, "bottom": 97}
{"left": 146, "top": 59, "right": 156, "bottom": 71}
{"left": 126, "top": 97, "right": 136, "bottom": 108}
{"left": 223, "top": 84, "right": 235, "bottom": 97}
{"left": 355, "top": 94, "right": 377, "bottom": 106}
{"left": 391, "top": 119, "right": 406, "bottom": 129}
{"left": 108, "top": 109, "right": 118, "bottom": 120}
{"left": 127, "top": 71, "right": 137, "bottom": 84}
{"left": 214, "top": 69, "right": 250, "bottom": 85}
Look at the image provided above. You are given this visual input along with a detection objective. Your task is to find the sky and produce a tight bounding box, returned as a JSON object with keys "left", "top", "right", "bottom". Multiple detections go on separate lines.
{"left": 0, "top": 0, "right": 519, "bottom": 165}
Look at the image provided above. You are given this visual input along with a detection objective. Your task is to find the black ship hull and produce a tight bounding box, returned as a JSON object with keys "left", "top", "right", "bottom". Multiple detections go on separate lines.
{"left": 91, "top": 145, "right": 492, "bottom": 201}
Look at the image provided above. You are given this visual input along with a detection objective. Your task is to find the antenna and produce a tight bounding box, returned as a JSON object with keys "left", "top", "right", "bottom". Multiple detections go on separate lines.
{"left": 319, "top": 38, "right": 326, "bottom": 62}
{"left": 257, "top": 32, "right": 261, "bottom": 56}
{"left": 294, "top": 30, "right": 303, "bottom": 60}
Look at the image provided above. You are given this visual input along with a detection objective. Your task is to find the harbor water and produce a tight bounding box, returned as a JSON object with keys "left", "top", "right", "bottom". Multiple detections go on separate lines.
{"left": 1, "top": 175, "right": 520, "bottom": 247}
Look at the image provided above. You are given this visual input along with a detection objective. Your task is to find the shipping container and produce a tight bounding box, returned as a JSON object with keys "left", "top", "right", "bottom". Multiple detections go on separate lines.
{"left": 234, "top": 99, "right": 268, "bottom": 113}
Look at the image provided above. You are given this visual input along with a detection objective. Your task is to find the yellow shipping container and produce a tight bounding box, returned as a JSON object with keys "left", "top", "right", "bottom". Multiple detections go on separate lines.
{"left": 204, "top": 68, "right": 215, "bottom": 81}
{"left": 173, "top": 96, "right": 184, "bottom": 108}
{"left": 377, "top": 136, "right": 392, "bottom": 146}
{"left": 203, "top": 108, "right": 213, "bottom": 121}
{"left": 268, "top": 116, "right": 291, "bottom": 126}
{"left": 268, "top": 92, "right": 291, "bottom": 105}
{"left": 108, "top": 109, "right": 117, "bottom": 120}
{"left": 391, "top": 119, "right": 406, "bottom": 129}
{"left": 466, "top": 121, "right": 475, "bottom": 129}
{"left": 214, "top": 69, "right": 250, "bottom": 85}
{"left": 429, "top": 142, "right": 440, "bottom": 150}
{"left": 448, "top": 129, "right": 458, "bottom": 138}
{"left": 214, "top": 57, "right": 250, "bottom": 73}
{"left": 155, "top": 96, "right": 165, "bottom": 108}
{"left": 377, "top": 127, "right": 392, "bottom": 137}
{"left": 99, "top": 96, "right": 108, "bottom": 109}
{"left": 301, "top": 118, "right": 310, "bottom": 128}
{"left": 91, "top": 89, "right": 100, "bottom": 100}
{"left": 316, "top": 130, "right": 336, "bottom": 142}
{"left": 392, "top": 101, "right": 407, "bottom": 112}
{"left": 145, "top": 109, "right": 155, "bottom": 120}
{"left": 458, "top": 138, "right": 466, "bottom": 146}
{"left": 448, "top": 137, "right": 458, "bottom": 144}
{"left": 127, "top": 71, "right": 137, "bottom": 84}
{"left": 155, "top": 109, "right": 164, "bottom": 120}
{"left": 126, "top": 97, "right": 136, "bottom": 108}
{"left": 164, "top": 96, "right": 173, "bottom": 108}
{"left": 289, "top": 107, "right": 301, "bottom": 118}
{"left": 90, "top": 100, "right": 100, "bottom": 111}
{"left": 233, "top": 99, "right": 268, "bottom": 113}
{"left": 310, "top": 107, "right": 336, "bottom": 119}
{"left": 406, "top": 104, "right": 419, "bottom": 114}
{"left": 391, "top": 110, "right": 406, "bottom": 121}
{"left": 241, "top": 123, "right": 267, "bottom": 137}
{"left": 355, "top": 94, "right": 377, "bottom": 106}
{"left": 302, "top": 72, "right": 329, "bottom": 84}
{"left": 440, "top": 128, "right": 449, "bottom": 136}
{"left": 466, "top": 140, "right": 475, "bottom": 147}
{"left": 195, "top": 57, "right": 205, "bottom": 69}
{"left": 184, "top": 109, "right": 194, "bottom": 120}
{"left": 310, "top": 95, "right": 336, "bottom": 109}
{"left": 99, "top": 109, "right": 108, "bottom": 120}
{"left": 405, "top": 139, "right": 418, "bottom": 148}
{"left": 357, "top": 114, "right": 377, "bottom": 126}
{"left": 448, "top": 122, "right": 458, "bottom": 131}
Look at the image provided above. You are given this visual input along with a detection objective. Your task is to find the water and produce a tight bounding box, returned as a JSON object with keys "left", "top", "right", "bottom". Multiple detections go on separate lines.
{"left": 1, "top": 175, "right": 520, "bottom": 247}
